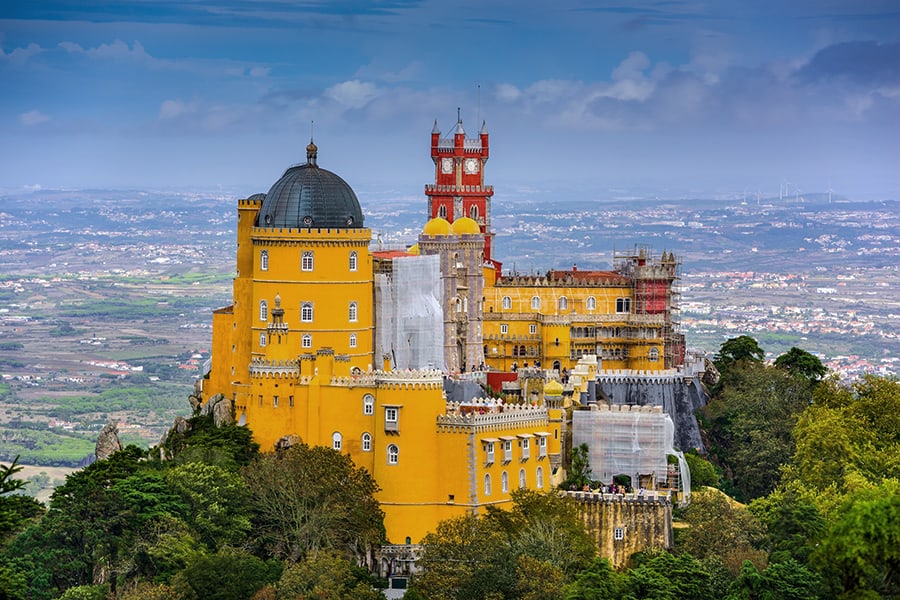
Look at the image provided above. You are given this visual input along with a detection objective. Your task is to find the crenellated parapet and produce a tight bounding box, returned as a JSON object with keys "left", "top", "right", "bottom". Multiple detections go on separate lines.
{"left": 374, "top": 368, "right": 444, "bottom": 390}
{"left": 596, "top": 369, "right": 684, "bottom": 385}
{"left": 437, "top": 400, "right": 549, "bottom": 432}
{"left": 249, "top": 358, "right": 301, "bottom": 378}
{"left": 495, "top": 274, "right": 630, "bottom": 287}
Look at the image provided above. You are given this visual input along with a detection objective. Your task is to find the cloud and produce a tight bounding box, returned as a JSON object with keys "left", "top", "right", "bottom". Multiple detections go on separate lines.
{"left": 58, "top": 39, "right": 152, "bottom": 62}
{"left": 354, "top": 60, "right": 424, "bottom": 83}
{"left": 324, "top": 80, "right": 380, "bottom": 109}
{"left": 0, "top": 42, "right": 44, "bottom": 65}
{"left": 19, "top": 110, "right": 50, "bottom": 126}
{"left": 159, "top": 99, "right": 197, "bottom": 120}
{"left": 249, "top": 66, "right": 271, "bottom": 78}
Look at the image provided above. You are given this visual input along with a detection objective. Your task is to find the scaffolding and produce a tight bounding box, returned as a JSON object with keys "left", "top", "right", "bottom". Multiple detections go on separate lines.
{"left": 572, "top": 403, "right": 691, "bottom": 502}
{"left": 375, "top": 254, "right": 445, "bottom": 371}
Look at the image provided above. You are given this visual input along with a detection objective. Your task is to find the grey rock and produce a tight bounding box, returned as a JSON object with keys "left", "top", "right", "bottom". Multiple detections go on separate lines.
{"left": 95, "top": 422, "right": 123, "bottom": 461}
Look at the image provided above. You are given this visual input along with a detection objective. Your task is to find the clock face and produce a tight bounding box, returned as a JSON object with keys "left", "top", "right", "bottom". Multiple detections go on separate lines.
{"left": 465, "top": 158, "right": 480, "bottom": 174}
{"left": 441, "top": 157, "right": 453, "bottom": 174}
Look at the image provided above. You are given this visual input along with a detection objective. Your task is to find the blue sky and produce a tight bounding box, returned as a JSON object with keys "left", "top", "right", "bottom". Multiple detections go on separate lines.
{"left": 2, "top": 1, "right": 898, "bottom": 199}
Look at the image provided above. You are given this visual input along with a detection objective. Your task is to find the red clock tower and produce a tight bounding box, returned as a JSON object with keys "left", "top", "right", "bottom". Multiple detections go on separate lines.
{"left": 426, "top": 112, "right": 495, "bottom": 261}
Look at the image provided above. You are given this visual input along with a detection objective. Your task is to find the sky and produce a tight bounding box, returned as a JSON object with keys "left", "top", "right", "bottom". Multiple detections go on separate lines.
{"left": 2, "top": 1, "right": 899, "bottom": 200}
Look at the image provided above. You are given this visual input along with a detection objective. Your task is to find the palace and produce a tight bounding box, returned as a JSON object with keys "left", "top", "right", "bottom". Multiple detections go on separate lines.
{"left": 201, "top": 115, "right": 684, "bottom": 545}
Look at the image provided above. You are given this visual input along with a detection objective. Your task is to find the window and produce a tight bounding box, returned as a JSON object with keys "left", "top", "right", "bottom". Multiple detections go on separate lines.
{"left": 649, "top": 347, "right": 659, "bottom": 361}
{"left": 260, "top": 250, "right": 269, "bottom": 271}
{"left": 349, "top": 251, "right": 358, "bottom": 272}
{"left": 485, "top": 442, "right": 495, "bottom": 463}
{"left": 289, "top": 395, "right": 294, "bottom": 407}
{"left": 521, "top": 437, "right": 530, "bottom": 460}
{"left": 616, "top": 297, "right": 632, "bottom": 313}
{"left": 519, "top": 468, "right": 527, "bottom": 489}
{"left": 302, "top": 334, "right": 312, "bottom": 348}
{"left": 363, "top": 394, "right": 374, "bottom": 415}
{"left": 349, "top": 302, "right": 358, "bottom": 322}
{"left": 529, "top": 324, "right": 537, "bottom": 335}
{"left": 501, "top": 471, "right": 509, "bottom": 493}
{"left": 387, "top": 444, "right": 399, "bottom": 465}
{"left": 538, "top": 436, "right": 547, "bottom": 457}
{"left": 273, "top": 395, "right": 278, "bottom": 408}
{"left": 362, "top": 432, "right": 372, "bottom": 452}
{"left": 502, "top": 296, "right": 512, "bottom": 310}
{"left": 503, "top": 440, "right": 513, "bottom": 462}
{"left": 614, "top": 527, "right": 625, "bottom": 541}
{"left": 558, "top": 296, "right": 568, "bottom": 311}
{"left": 332, "top": 432, "right": 342, "bottom": 451}
{"left": 531, "top": 296, "right": 541, "bottom": 310}
{"left": 385, "top": 407, "right": 399, "bottom": 432}
{"left": 259, "top": 332, "right": 267, "bottom": 347}
{"left": 500, "top": 324, "right": 508, "bottom": 335}
{"left": 469, "top": 205, "right": 479, "bottom": 220}
{"left": 259, "top": 300, "right": 268, "bottom": 321}
{"left": 350, "top": 333, "right": 357, "bottom": 348}
{"left": 301, "top": 251, "right": 314, "bottom": 271}
{"left": 587, "top": 296, "right": 596, "bottom": 310}
{"left": 484, "top": 473, "right": 492, "bottom": 496}
{"left": 438, "top": 205, "right": 447, "bottom": 218}
{"left": 536, "top": 466, "right": 544, "bottom": 489}
{"left": 301, "top": 302, "right": 313, "bottom": 322}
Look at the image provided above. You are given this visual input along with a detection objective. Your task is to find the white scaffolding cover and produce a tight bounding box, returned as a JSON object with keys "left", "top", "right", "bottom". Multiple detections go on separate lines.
{"left": 572, "top": 404, "right": 690, "bottom": 499}
{"left": 375, "top": 254, "right": 445, "bottom": 371}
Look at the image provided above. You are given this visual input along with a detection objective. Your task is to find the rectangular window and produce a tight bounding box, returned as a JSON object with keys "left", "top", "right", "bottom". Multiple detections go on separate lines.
{"left": 273, "top": 395, "right": 278, "bottom": 408}
{"left": 521, "top": 437, "right": 530, "bottom": 460}
{"left": 616, "top": 297, "right": 632, "bottom": 313}
{"left": 485, "top": 442, "right": 495, "bottom": 464}
{"left": 301, "top": 251, "right": 314, "bottom": 271}
{"left": 538, "top": 436, "right": 547, "bottom": 457}
{"left": 289, "top": 395, "right": 294, "bottom": 407}
{"left": 500, "top": 324, "right": 508, "bottom": 334}
{"left": 614, "top": 527, "right": 625, "bottom": 541}
{"left": 385, "top": 407, "right": 399, "bottom": 432}
{"left": 529, "top": 324, "right": 537, "bottom": 335}
{"left": 503, "top": 440, "right": 512, "bottom": 462}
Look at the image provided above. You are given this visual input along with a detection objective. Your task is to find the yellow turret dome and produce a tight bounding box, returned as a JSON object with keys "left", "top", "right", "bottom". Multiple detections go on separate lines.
{"left": 423, "top": 217, "right": 452, "bottom": 236}
{"left": 544, "top": 379, "right": 564, "bottom": 396}
{"left": 452, "top": 216, "right": 481, "bottom": 235}
{"left": 407, "top": 243, "right": 420, "bottom": 255}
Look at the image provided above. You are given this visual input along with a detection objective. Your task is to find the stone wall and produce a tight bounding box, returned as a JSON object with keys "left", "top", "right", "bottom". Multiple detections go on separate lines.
{"left": 568, "top": 491, "right": 673, "bottom": 569}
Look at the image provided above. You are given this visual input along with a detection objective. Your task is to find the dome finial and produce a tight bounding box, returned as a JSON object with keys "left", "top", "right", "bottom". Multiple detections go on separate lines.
{"left": 307, "top": 120, "right": 318, "bottom": 166}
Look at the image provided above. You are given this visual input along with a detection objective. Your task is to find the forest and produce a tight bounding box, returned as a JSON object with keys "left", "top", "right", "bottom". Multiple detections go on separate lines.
{"left": 0, "top": 336, "right": 897, "bottom": 600}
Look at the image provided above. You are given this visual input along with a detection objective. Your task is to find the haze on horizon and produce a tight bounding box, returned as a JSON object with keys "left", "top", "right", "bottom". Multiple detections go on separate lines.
{"left": 1, "top": 1, "right": 898, "bottom": 200}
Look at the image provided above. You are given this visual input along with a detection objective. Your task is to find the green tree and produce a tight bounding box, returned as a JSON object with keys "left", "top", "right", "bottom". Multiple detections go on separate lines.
{"left": 274, "top": 551, "right": 384, "bottom": 600}
{"left": 714, "top": 336, "right": 764, "bottom": 375}
{"left": 514, "top": 555, "right": 565, "bottom": 600}
{"left": 749, "top": 490, "right": 824, "bottom": 565}
{"left": 242, "top": 442, "right": 384, "bottom": 562}
{"left": 171, "top": 547, "right": 281, "bottom": 600}
{"left": 0, "top": 456, "right": 44, "bottom": 543}
{"left": 562, "top": 443, "right": 592, "bottom": 491}
{"left": 685, "top": 451, "right": 719, "bottom": 489}
{"left": 774, "top": 347, "right": 827, "bottom": 382}
{"left": 623, "top": 551, "right": 714, "bottom": 599}
{"left": 564, "top": 557, "right": 624, "bottom": 599}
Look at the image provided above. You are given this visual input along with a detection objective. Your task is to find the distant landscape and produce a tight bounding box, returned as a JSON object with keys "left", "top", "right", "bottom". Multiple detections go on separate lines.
{"left": 0, "top": 186, "right": 897, "bottom": 468}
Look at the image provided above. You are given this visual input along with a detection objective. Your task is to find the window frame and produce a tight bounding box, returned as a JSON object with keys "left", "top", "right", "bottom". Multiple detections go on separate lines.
{"left": 259, "top": 300, "right": 268, "bottom": 321}
{"left": 332, "top": 432, "right": 342, "bottom": 451}
{"left": 363, "top": 394, "right": 375, "bottom": 415}
{"left": 301, "top": 251, "right": 314, "bottom": 272}
{"left": 362, "top": 432, "right": 372, "bottom": 452}
{"left": 387, "top": 444, "right": 399, "bottom": 465}
{"left": 348, "top": 301, "right": 358, "bottom": 323}
{"left": 260, "top": 250, "right": 269, "bottom": 271}
{"left": 301, "top": 334, "right": 312, "bottom": 349}
{"left": 349, "top": 251, "right": 358, "bottom": 272}
{"left": 301, "top": 302, "right": 313, "bottom": 322}
{"left": 501, "top": 296, "right": 512, "bottom": 310}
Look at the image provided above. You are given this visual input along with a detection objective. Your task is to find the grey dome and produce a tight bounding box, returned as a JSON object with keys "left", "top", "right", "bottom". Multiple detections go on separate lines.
{"left": 256, "top": 144, "right": 364, "bottom": 229}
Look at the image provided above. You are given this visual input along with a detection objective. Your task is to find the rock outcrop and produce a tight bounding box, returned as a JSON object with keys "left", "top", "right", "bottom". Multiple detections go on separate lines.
{"left": 95, "top": 422, "right": 123, "bottom": 461}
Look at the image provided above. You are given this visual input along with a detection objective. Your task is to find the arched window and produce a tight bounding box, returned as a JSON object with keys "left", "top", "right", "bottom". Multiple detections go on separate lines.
{"left": 536, "top": 466, "right": 544, "bottom": 489}
{"left": 301, "top": 251, "right": 314, "bottom": 272}
{"left": 260, "top": 250, "right": 269, "bottom": 271}
{"left": 484, "top": 473, "right": 492, "bottom": 496}
{"left": 349, "top": 302, "right": 358, "bottom": 323}
{"left": 349, "top": 251, "right": 358, "bottom": 272}
{"left": 502, "top": 296, "right": 512, "bottom": 310}
{"left": 438, "top": 205, "right": 447, "bottom": 218}
{"left": 519, "top": 468, "right": 527, "bottom": 489}
{"left": 361, "top": 432, "right": 372, "bottom": 452}
{"left": 349, "top": 333, "right": 357, "bottom": 348}
{"left": 649, "top": 347, "right": 659, "bottom": 361}
{"left": 302, "top": 334, "right": 312, "bottom": 349}
{"left": 501, "top": 471, "right": 509, "bottom": 493}
{"left": 259, "top": 300, "right": 268, "bottom": 321}
{"left": 363, "top": 394, "right": 374, "bottom": 415}
{"left": 387, "top": 444, "right": 399, "bottom": 465}
{"left": 301, "top": 303, "right": 313, "bottom": 322}
{"left": 531, "top": 296, "right": 541, "bottom": 310}
{"left": 558, "top": 296, "right": 568, "bottom": 312}
{"left": 469, "top": 205, "right": 479, "bottom": 220}
{"left": 332, "top": 432, "right": 342, "bottom": 451}
{"left": 259, "top": 332, "right": 267, "bottom": 348}
{"left": 587, "top": 296, "right": 596, "bottom": 310}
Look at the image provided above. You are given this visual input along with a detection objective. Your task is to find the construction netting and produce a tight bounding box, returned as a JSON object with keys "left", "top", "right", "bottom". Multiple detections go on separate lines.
{"left": 572, "top": 404, "right": 691, "bottom": 501}
{"left": 375, "top": 254, "right": 445, "bottom": 371}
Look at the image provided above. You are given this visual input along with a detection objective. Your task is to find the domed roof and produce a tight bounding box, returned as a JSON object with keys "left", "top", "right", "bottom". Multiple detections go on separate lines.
{"left": 255, "top": 142, "right": 364, "bottom": 229}
{"left": 544, "top": 379, "right": 564, "bottom": 396}
{"left": 423, "top": 217, "right": 452, "bottom": 236}
{"left": 452, "top": 216, "right": 481, "bottom": 235}
{"left": 407, "top": 243, "right": 420, "bottom": 255}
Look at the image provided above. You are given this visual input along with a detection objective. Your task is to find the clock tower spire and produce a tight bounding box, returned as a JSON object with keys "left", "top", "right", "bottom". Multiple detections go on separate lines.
{"left": 426, "top": 112, "right": 495, "bottom": 261}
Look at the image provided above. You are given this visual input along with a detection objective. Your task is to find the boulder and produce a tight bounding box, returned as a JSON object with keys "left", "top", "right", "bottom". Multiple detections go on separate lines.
{"left": 95, "top": 422, "right": 123, "bottom": 461}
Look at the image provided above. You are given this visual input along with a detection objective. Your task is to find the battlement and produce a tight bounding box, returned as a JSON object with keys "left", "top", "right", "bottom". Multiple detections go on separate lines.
{"left": 249, "top": 358, "right": 302, "bottom": 379}
{"left": 374, "top": 368, "right": 444, "bottom": 390}
{"left": 595, "top": 369, "right": 684, "bottom": 384}
{"left": 495, "top": 273, "right": 630, "bottom": 287}
{"left": 566, "top": 490, "right": 672, "bottom": 506}
{"left": 437, "top": 399, "right": 548, "bottom": 432}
